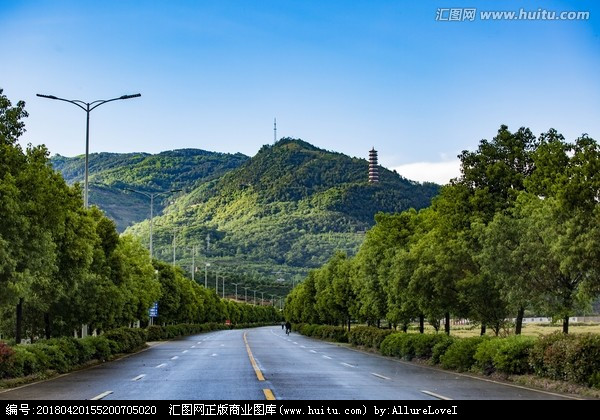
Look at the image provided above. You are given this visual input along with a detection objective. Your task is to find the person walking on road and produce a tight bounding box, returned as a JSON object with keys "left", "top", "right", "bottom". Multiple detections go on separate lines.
{"left": 285, "top": 321, "right": 292, "bottom": 335}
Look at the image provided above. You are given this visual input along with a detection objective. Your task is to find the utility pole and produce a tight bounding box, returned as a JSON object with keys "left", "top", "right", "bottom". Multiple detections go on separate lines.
{"left": 232, "top": 283, "right": 240, "bottom": 301}
{"left": 172, "top": 229, "right": 176, "bottom": 266}
{"left": 190, "top": 245, "right": 196, "bottom": 282}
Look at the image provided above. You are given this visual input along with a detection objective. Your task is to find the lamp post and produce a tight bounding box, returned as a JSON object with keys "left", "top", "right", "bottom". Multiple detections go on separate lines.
{"left": 37, "top": 93, "right": 141, "bottom": 208}
{"left": 260, "top": 291, "right": 264, "bottom": 306}
{"left": 270, "top": 294, "right": 276, "bottom": 306}
{"left": 222, "top": 277, "right": 226, "bottom": 299}
{"left": 232, "top": 283, "right": 240, "bottom": 301}
{"left": 253, "top": 290, "right": 257, "bottom": 305}
{"left": 204, "top": 262, "right": 210, "bottom": 288}
{"left": 190, "top": 246, "right": 196, "bottom": 282}
{"left": 243, "top": 287, "right": 249, "bottom": 303}
{"left": 125, "top": 188, "right": 181, "bottom": 258}
{"left": 172, "top": 229, "right": 176, "bottom": 266}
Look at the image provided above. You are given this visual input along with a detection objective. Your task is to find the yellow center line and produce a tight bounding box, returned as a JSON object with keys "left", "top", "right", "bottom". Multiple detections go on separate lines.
{"left": 243, "top": 332, "right": 265, "bottom": 381}
{"left": 263, "top": 389, "right": 276, "bottom": 400}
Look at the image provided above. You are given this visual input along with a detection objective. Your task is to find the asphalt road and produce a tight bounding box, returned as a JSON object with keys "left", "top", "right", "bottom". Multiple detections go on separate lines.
{"left": 0, "top": 327, "right": 571, "bottom": 400}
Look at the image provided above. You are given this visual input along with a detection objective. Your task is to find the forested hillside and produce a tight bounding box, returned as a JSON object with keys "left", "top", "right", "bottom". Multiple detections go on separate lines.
{"left": 51, "top": 149, "right": 248, "bottom": 230}
{"left": 126, "top": 138, "right": 439, "bottom": 290}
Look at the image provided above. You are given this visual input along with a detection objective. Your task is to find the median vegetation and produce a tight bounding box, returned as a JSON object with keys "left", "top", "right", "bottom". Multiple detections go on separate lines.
{"left": 294, "top": 324, "right": 600, "bottom": 389}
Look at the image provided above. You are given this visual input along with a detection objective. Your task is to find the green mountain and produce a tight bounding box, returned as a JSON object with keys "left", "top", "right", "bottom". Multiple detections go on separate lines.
{"left": 124, "top": 138, "right": 439, "bottom": 291}
{"left": 51, "top": 149, "right": 249, "bottom": 231}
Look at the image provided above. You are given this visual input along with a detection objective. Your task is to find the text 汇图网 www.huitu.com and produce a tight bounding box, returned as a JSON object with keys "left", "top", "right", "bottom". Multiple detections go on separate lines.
{"left": 435, "top": 8, "right": 590, "bottom": 22}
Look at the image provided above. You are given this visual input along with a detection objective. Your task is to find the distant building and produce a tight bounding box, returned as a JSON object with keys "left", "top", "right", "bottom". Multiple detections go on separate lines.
{"left": 368, "top": 147, "right": 379, "bottom": 183}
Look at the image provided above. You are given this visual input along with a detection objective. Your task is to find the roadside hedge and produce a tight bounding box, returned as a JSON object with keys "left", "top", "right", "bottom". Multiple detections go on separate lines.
{"left": 294, "top": 324, "right": 600, "bottom": 389}
{"left": 348, "top": 326, "right": 394, "bottom": 349}
{"left": 0, "top": 322, "right": 275, "bottom": 380}
{"left": 296, "top": 323, "right": 348, "bottom": 342}
{"left": 530, "top": 332, "right": 600, "bottom": 388}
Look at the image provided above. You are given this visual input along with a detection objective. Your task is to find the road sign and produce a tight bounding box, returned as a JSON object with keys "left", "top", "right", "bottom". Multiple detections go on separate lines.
{"left": 148, "top": 302, "right": 159, "bottom": 318}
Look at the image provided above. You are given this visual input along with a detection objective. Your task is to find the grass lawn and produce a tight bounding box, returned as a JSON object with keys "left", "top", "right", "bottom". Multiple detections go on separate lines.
{"left": 408, "top": 323, "right": 600, "bottom": 338}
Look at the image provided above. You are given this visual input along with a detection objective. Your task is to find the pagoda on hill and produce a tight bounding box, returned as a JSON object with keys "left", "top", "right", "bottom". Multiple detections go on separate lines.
{"left": 368, "top": 147, "right": 379, "bottom": 183}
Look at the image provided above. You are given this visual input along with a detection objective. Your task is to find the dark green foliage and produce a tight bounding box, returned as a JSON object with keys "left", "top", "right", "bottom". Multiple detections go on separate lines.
{"left": 127, "top": 138, "right": 438, "bottom": 282}
{"left": 297, "top": 324, "right": 348, "bottom": 343}
{"left": 530, "top": 333, "right": 600, "bottom": 387}
{"left": 440, "top": 336, "right": 487, "bottom": 371}
{"left": 348, "top": 326, "right": 394, "bottom": 349}
{"left": 83, "top": 336, "right": 112, "bottom": 361}
{"left": 474, "top": 336, "right": 535, "bottom": 375}
{"left": 104, "top": 328, "right": 148, "bottom": 354}
{"left": 379, "top": 333, "right": 451, "bottom": 360}
{"left": 430, "top": 336, "right": 456, "bottom": 365}
{"left": 51, "top": 149, "right": 249, "bottom": 231}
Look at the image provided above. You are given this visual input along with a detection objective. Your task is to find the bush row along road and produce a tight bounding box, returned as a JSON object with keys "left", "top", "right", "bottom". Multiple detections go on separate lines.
{"left": 0, "top": 327, "right": 570, "bottom": 400}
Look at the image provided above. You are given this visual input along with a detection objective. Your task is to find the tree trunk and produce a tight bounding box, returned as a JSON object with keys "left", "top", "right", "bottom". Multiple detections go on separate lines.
{"left": 444, "top": 312, "right": 450, "bottom": 335}
{"left": 347, "top": 317, "right": 351, "bottom": 332}
{"left": 44, "top": 312, "right": 51, "bottom": 339}
{"left": 563, "top": 315, "right": 569, "bottom": 334}
{"left": 402, "top": 323, "right": 408, "bottom": 333}
{"left": 515, "top": 306, "right": 525, "bottom": 335}
{"left": 377, "top": 319, "right": 380, "bottom": 328}
{"left": 419, "top": 314, "right": 425, "bottom": 334}
{"left": 16, "top": 298, "right": 23, "bottom": 344}
{"left": 480, "top": 324, "right": 486, "bottom": 336}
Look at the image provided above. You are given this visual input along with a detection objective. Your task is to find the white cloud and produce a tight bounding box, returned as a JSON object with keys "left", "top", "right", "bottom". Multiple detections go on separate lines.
{"left": 393, "top": 160, "right": 461, "bottom": 185}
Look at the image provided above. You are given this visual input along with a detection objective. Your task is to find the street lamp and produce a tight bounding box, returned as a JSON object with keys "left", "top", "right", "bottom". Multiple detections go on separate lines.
{"left": 270, "top": 294, "right": 276, "bottom": 306}
{"left": 125, "top": 188, "right": 181, "bottom": 258}
{"left": 37, "top": 93, "right": 141, "bottom": 208}
{"left": 243, "top": 287, "right": 249, "bottom": 303}
{"left": 252, "top": 290, "right": 257, "bottom": 305}
{"left": 204, "top": 262, "right": 210, "bottom": 288}
{"left": 232, "top": 283, "right": 240, "bottom": 301}
{"left": 222, "top": 277, "right": 226, "bottom": 299}
{"left": 260, "top": 291, "right": 264, "bottom": 306}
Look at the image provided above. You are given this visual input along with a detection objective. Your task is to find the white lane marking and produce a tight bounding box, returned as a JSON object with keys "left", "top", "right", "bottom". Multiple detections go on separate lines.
{"left": 182, "top": 350, "right": 188, "bottom": 353}
{"left": 191, "top": 345, "right": 196, "bottom": 348}
{"left": 211, "top": 353, "right": 218, "bottom": 357}
{"left": 131, "top": 374, "right": 146, "bottom": 381}
{"left": 421, "top": 390, "right": 453, "bottom": 400}
{"left": 341, "top": 362, "right": 356, "bottom": 368}
{"left": 309, "top": 350, "right": 317, "bottom": 353}
{"left": 155, "top": 363, "right": 167, "bottom": 368}
{"left": 322, "top": 355, "right": 332, "bottom": 360}
{"left": 293, "top": 342, "right": 298, "bottom": 345}
{"left": 300, "top": 345, "right": 306, "bottom": 348}
{"left": 371, "top": 373, "right": 391, "bottom": 380}
{"left": 171, "top": 356, "right": 179, "bottom": 360}
{"left": 220, "top": 344, "right": 224, "bottom": 347}
{"left": 90, "top": 391, "right": 113, "bottom": 400}
{"left": 197, "top": 341, "right": 202, "bottom": 344}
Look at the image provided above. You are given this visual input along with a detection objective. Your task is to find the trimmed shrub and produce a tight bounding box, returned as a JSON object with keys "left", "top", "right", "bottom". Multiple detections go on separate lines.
{"left": 147, "top": 325, "right": 164, "bottom": 341}
{"left": 431, "top": 335, "right": 455, "bottom": 365}
{"left": 83, "top": 336, "right": 112, "bottom": 361}
{"left": 474, "top": 338, "right": 499, "bottom": 374}
{"left": 529, "top": 332, "right": 576, "bottom": 380}
{"left": 104, "top": 328, "right": 147, "bottom": 354}
{"left": 493, "top": 336, "right": 535, "bottom": 375}
{"left": 440, "top": 336, "right": 486, "bottom": 371}
{"left": 348, "top": 326, "right": 394, "bottom": 349}
{"left": 568, "top": 334, "right": 600, "bottom": 387}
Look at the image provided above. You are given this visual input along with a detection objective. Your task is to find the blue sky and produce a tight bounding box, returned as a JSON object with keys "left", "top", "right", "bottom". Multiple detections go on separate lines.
{"left": 1, "top": 0, "right": 599, "bottom": 183}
